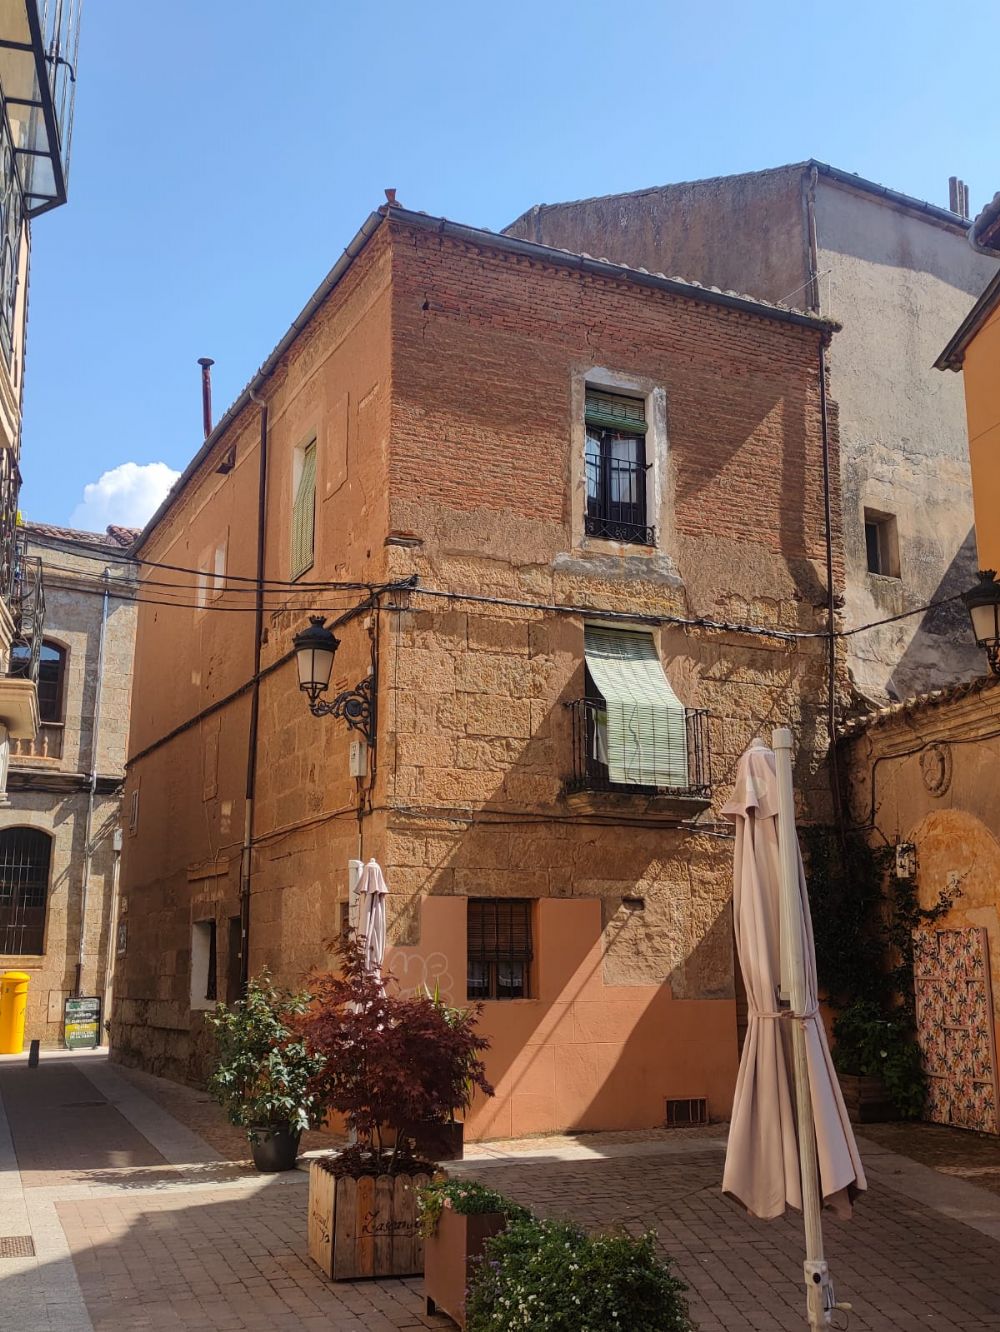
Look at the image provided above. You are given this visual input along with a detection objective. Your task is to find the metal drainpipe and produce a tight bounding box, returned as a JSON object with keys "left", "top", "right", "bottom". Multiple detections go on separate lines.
{"left": 805, "top": 165, "right": 846, "bottom": 833}
{"left": 239, "top": 388, "right": 268, "bottom": 992}
{"left": 75, "top": 569, "right": 111, "bottom": 996}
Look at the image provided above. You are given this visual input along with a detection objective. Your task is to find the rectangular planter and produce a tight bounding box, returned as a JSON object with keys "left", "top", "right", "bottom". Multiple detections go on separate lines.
{"left": 840, "top": 1073, "right": 897, "bottom": 1123}
{"left": 424, "top": 1204, "right": 508, "bottom": 1329}
{"left": 308, "top": 1159, "right": 434, "bottom": 1280}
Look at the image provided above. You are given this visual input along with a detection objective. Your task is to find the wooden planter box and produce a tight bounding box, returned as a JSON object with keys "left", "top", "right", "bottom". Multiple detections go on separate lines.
{"left": 308, "top": 1158, "right": 434, "bottom": 1280}
{"left": 424, "top": 1204, "right": 507, "bottom": 1328}
{"left": 840, "top": 1073, "right": 897, "bottom": 1123}
{"left": 407, "top": 1119, "right": 464, "bottom": 1162}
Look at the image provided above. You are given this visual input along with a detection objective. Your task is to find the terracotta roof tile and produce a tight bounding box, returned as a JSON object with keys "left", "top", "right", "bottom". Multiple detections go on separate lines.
{"left": 838, "top": 673, "right": 1000, "bottom": 739}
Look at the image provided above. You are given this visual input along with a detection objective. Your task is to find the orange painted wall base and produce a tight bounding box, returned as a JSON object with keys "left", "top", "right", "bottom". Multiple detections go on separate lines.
{"left": 386, "top": 895, "right": 738, "bottom": 1141}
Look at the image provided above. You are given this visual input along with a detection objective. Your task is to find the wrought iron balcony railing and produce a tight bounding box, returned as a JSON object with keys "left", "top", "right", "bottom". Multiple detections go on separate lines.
{"left": 565, "top": 698, "right": 711, "bottom": 797}
{"left": 9, "top": 529, "right": 44, "bottom": 679}
{"left": 584, "top": 452, "right": 655, "bottom": 546}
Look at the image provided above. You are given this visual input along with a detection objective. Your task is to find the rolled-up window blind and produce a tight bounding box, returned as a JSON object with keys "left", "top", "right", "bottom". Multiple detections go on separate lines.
{"left": 584, "top": 626, "right": 688, "bottom": 788}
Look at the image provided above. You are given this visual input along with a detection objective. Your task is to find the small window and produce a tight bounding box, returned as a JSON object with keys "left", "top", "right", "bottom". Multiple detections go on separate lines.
{"left": 864, "top": 509, "right": 900, "bottom": 579}
{"left": 467, "top": 899, "right": 533, "bottom": 1000}
{"left": 584, "top": 389, "right": 653, "bottom": 546}
{"left": 0, "top": 827, "right": 52, "bottom": 955}
{"left": 191, "top": 919, "right": 218, "bottom": 1009}
{"left": 196, "top": 538, "right": 227, "bottom": 608}
{"left": 10, "top": 640, "right": 66, "bottom": 723}
{"left": 291, "top": 439, "right": 317, "bottom": 578}
{"left": 127, "top": 783, "right": 139, "bottom": 836}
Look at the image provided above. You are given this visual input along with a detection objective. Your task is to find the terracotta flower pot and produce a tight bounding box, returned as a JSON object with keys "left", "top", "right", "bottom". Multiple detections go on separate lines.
{"left": 424, "top": 1203, "right": 508, "bottom": 1328}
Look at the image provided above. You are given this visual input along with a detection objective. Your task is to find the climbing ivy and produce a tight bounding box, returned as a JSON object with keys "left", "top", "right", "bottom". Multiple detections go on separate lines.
{"left": 800, "top": 827, "right": 955, "bottom": 1118}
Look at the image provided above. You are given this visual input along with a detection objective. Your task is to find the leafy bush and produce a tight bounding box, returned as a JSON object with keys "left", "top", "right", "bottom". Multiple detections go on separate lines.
{"left": 206, "top": 972, "right": 325, "bottom": 1136}
{"left": 296, "top": 937, "right": 493, "bottom": 1173}
{"left": 465, "top": 1215, "right": 693, "bottom": 1332}
{"left": 417, "top": 1179, "right": 530, "bottom": 1238}
{"left": 833, "top": 999, "right": 926, "bottom": 1119}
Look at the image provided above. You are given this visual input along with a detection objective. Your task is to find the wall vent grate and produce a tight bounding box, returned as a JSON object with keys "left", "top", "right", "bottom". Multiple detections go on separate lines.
{"left": 665, "top": 1097, "right": 708, "bottom": 1128}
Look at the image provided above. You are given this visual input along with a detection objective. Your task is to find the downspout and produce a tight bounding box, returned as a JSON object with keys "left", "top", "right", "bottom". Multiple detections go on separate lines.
{"left": 805, "top": 165, "right": 846, "bottom": 833}
{"left": 75, "top": 569, "right": 111, "bottom": 996}
{"left": 239, "top": 388, "right": 268, "bottom": 991}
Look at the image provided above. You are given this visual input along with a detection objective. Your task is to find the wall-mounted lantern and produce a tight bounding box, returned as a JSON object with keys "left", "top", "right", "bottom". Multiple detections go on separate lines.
{"left": 962, "top": 570, "right": 1000, "bottom": 676}
{"left": 292, "top": 615, "right": 375, "bottom": 744}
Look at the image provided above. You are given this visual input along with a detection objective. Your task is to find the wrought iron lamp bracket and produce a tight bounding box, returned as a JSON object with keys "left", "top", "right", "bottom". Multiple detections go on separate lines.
{"left": 308, "top": 673, "right": 375, "bottom": 744}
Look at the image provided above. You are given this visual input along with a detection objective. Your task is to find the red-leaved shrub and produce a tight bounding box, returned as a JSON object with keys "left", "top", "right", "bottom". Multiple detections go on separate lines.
{"left": 297, "top": 937, "right": 493, "bottom": 1173}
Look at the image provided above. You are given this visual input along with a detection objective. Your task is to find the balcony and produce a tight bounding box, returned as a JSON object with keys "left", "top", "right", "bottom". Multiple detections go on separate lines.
{"left": 11, "top": 719, "right": 61, "bottom": 759}
{"left": 0, "top": 0, "right": 81, "bottom": 218}
{"left": 564, "top": 698, "right": 712, "bottom": 819}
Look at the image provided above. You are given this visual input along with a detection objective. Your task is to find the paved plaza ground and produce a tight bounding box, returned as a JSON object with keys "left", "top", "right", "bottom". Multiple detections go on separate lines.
{"left": 4, "top": 1051, "right": 1000, "bottom": 1330}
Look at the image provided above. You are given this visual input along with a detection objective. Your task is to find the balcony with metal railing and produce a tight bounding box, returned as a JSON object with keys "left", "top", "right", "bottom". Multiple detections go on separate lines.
{"left": 0, "top": 0, "right": 81, "bottom": 217}
{"left": 564, "top": 698, "right": 712, "bottom": 818}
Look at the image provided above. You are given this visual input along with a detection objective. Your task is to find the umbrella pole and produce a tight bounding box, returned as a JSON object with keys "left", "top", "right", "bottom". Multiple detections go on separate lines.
{"left": 773, "top": 728, "right": 830, "bottom": 1331}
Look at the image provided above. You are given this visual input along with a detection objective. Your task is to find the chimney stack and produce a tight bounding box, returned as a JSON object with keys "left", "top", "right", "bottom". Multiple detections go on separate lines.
{"left": 949, "top": 177, "right": 970, "bottom": 221}
{"left": 197, "top": 357, "right": 215, "bottom": 439}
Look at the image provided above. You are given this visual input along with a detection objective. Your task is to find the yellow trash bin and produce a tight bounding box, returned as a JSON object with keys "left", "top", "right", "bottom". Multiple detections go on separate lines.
{"left": 0, "top": 970, "right": 30, "bottom": 1054}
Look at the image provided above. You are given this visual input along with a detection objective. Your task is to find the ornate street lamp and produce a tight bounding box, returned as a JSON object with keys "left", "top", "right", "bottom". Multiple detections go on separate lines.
{"left": 292, "top": 616, "right": 375, "bottom": 742}
{"left": 962, "top": 570, "right": 1000, "bottom": 676}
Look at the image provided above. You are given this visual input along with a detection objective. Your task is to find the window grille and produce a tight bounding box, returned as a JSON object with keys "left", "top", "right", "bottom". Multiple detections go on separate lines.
{"left": 467, "top": 899, "right": 533, "bottom": 1000}
{"left": 665, "top": 1097, "right": 708, "bottom": 1127}
{"left": 584, "top": 390, "right": 654, "bottom": 546}
{"left": 0, "top": 828, "right": 52, "bottom": 955}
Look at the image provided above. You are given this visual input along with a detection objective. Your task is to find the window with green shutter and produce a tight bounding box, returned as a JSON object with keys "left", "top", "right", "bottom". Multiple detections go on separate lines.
{"left": 583, "top": 626, "right": 689, "bottom": 788}
{"left": 290, "top": 440, "right": 317, "bottom": 578}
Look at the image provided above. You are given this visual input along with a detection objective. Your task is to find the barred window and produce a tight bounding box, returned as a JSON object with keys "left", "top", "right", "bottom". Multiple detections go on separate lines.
{"left": 0, "top": 827, "right": 52, "bottom": 956}
{"left": 584, "top": 389, "right": 653, "bottom": 547}
{"left": 467, "top": 899, "right": 533, "bottom": 1000}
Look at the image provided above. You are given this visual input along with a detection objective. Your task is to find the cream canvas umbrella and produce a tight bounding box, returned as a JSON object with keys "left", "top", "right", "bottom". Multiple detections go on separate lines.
{"left": 355, "top": 858, "right": 388, "bottom": 989}
{"left": 721, "top": 730, "right": 866, "bottom": 1330}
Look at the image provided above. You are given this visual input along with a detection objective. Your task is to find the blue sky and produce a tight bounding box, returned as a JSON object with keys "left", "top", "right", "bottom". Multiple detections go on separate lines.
{"left": 21, "top": 0, "right": 1000, "bottom": 528}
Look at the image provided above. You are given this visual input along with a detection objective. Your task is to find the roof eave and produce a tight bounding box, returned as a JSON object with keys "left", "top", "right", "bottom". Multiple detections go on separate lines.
{"left": 935, "top": 269, "right": 1000, "bottom": 371}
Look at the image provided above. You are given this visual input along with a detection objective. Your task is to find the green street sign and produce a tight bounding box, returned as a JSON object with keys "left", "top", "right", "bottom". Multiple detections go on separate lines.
{"left": 64, "top": 996, "right": 101, "bottom": 1050}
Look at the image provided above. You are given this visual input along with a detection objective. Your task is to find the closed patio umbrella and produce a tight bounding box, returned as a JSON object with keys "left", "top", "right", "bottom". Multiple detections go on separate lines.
{"left": 722, "top": 730, "right": 866, "bottom": 1329}
{"left": 355, "top": 858, "right": 388, "bottom": 988}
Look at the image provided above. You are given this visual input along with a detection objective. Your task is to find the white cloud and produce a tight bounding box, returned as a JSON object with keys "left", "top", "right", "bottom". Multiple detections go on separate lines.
{"left": 69, "top": 461, "right": 181, "bottom": 532}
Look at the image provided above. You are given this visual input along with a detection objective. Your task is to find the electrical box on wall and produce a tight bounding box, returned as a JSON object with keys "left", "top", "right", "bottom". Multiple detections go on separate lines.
{"left": 349, "top": 739, "right": 368, "bottom": 778}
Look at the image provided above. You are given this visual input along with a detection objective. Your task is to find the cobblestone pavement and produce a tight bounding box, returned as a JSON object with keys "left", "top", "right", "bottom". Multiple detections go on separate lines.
{"left": 5, "top": 1051, "right": 1000, "bottom": 1330}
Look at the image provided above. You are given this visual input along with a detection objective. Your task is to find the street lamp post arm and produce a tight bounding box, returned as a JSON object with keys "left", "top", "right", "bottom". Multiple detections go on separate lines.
{"left": 308, "top": 674, "right": 375, "bottom": 744}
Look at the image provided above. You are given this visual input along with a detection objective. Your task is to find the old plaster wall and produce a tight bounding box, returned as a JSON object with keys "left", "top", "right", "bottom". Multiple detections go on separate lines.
{"left": 814, "top": 178, "right": 996, "bottom": 703}
{"left": 506, "top": 166, "right": 999, "bottom": 703}
{"left": 843, "top": 680, "right": 1000, "bottom": 1062}
{"left": 0, "top": 529, "right": 137, "bottom": 1044}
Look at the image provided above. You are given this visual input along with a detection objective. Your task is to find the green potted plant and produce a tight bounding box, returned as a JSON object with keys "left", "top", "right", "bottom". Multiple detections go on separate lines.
{"left": 833, "top": 998, "right": 926, "bottom": 1121}
{"left": 466, "top": 1214, "right": 694, "bottom": 1331}
{"left": 419, "top": 1180, "right": 529, "bottom": 1329}
{"left": 297, "top": 938, "right": 493, "bottom": 1280}
{"left": 206, "top": 972, "right": 325, "bottom": 1172}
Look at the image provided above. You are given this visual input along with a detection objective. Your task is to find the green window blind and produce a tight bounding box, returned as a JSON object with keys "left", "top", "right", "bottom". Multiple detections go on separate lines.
{"left": 585, "top": 390, "right": 647, "bottom": 435}
{"left": 584, "top": 626, "right": 689, "bottom": 788}
{"left": 290, "top": 441, "right": 317, "bottom": 578}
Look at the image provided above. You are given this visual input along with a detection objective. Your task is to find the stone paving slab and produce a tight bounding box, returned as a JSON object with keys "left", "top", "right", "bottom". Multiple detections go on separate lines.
{"left": 450, "top": 1148, "right": 1000, "bottom": 1330}
{"left": 56, "top": 1182, "right": 451, "bottom": 1332}
{"left": 0, "top": 1064, "right": 165, "bottom": 1188}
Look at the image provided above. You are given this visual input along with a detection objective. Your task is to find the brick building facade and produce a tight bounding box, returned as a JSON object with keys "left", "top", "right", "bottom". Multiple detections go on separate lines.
{"left": 113, "top": 206, "right": 843, "bottom": 1136}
